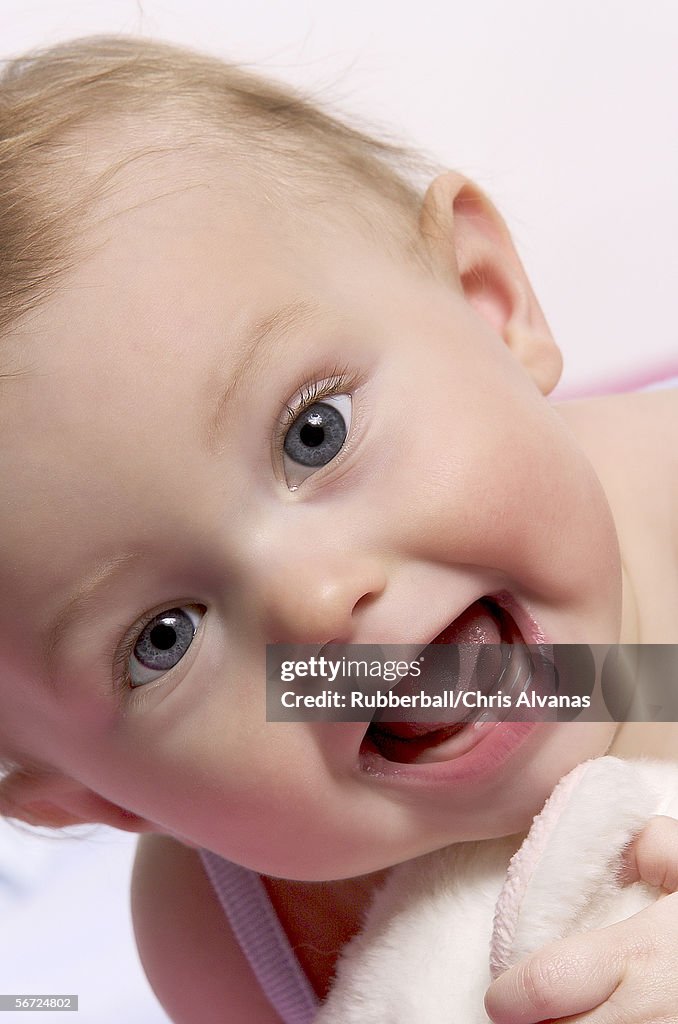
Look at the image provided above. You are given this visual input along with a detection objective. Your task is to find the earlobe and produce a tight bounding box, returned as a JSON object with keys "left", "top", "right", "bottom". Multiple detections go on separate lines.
{"left": 419, "top": 171, "right": 563, "bottom": 395}
{"left": 0, "top": 765, "right": 157, "bottom": 833}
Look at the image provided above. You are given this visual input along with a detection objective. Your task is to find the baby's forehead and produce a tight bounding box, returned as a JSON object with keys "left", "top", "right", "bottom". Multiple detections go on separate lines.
{"left": 54, "top": 144, "right": 379, "bottom": 321}
{"left": 73, "top": 120, "right": 419, "bottom": 281}
{"left": 74, "top": 139, "right": 272, "bottom": 241}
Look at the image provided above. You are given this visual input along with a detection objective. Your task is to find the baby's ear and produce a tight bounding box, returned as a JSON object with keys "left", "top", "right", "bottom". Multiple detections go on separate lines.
{"left": 0, "top": 765, "right": 156, "bottom": 833}
{"left": 419, "top": 171, "right": 562, "bottom": 395}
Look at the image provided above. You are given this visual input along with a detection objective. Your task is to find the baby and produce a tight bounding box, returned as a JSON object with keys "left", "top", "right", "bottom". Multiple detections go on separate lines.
{"left": 0, "top": 33, "right": 677, "bottom": 1024}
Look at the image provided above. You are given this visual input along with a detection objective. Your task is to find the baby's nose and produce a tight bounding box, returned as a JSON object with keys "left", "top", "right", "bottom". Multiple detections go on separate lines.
{"left": 254, "top": 551, "right": 386, "bottom": 645}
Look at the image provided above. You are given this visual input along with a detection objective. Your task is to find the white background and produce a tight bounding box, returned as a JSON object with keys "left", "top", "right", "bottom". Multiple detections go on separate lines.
{"left": 0, "top": 2, "right": 676, "bottom": 1022}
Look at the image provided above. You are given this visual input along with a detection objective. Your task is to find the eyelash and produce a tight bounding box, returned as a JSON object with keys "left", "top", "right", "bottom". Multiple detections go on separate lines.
{"left": 110, "top": 608, "right": 160, "bottom": 702}
{"left": 272, "top": 362, "right": 363, "bottom": 466}
{"left": 110, "top": 366, "right": 363, "bottom": 701}
{"left": 110, "top": 605, "right": 203, "bottom": 706}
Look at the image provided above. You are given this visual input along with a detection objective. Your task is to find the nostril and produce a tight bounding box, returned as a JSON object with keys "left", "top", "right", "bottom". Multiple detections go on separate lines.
{"left": 352, "top": 590, "right": 380, "bottom": 612}
{"left": 317, "top": 638, "right": 341, "bottom": 658}
{"left": 260, "top": 553, "right": 385, "bottom": 645}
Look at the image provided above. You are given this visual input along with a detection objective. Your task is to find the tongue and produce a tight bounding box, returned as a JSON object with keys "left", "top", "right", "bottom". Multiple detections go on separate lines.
{"left": 375, "top": 600, "right": 502, "bottom": 740}
{"left": 431, "top": 599, "right": 502, "bottom": 645}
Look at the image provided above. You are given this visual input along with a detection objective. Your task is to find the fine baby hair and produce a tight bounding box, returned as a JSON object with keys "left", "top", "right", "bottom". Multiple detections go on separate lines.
{"left": 0, "top": 33, "right": 436, "bottom": 343}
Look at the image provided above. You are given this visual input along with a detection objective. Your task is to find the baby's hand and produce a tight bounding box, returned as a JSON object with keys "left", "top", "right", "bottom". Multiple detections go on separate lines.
{"left": 484, "top": 815, "right": 678, "bottom": 1024}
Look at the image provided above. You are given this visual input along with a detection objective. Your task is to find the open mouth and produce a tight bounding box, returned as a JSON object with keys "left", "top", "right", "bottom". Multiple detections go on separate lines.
{"left": 360, "top": 595, "right": 527, "bottom": 766}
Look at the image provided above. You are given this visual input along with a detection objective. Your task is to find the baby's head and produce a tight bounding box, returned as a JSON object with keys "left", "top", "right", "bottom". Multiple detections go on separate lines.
{"left": 0, "top": 36, "right": 622, "bottom": 879}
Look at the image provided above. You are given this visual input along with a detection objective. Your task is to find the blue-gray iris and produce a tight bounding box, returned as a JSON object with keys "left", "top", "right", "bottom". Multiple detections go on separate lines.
{"left": 284, "top": 401, "right": 347, "bottom": 467}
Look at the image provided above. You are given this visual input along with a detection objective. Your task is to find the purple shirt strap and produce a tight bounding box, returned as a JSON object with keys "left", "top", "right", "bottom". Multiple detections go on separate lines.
{"left": 199, "top": 849, "right": 320, "bottom": 1024}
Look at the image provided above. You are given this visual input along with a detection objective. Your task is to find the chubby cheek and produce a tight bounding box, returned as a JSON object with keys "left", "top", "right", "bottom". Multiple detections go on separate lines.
{"left": 485, "top": 440, "right": 613, "bottom": 584}
{"left": 472, "top": 427, "right": 618, "bottom": 618}
{"left": 381, "top": 369, "right": 617, "bottom": 606}
{"left": 113, "top": 717, "right": 338, "bottom": 870}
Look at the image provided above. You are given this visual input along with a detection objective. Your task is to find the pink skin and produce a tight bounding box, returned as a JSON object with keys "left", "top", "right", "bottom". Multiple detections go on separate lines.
{"left": 0, "top": 158, "right": 626, "bottom": 880}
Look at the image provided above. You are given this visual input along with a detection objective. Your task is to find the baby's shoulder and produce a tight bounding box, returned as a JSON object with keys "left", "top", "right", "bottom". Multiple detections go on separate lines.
{"left": 595, "top": 385, "right": 677, "bottom": 534}
{"left": 131, "top": 834, "right": 282, "bottom": 1024}
{"left": 555, "top": 385, "right": 678, "bottom": 483}
{"left": 586, "top": 387, "right": 676, "bottom": 529}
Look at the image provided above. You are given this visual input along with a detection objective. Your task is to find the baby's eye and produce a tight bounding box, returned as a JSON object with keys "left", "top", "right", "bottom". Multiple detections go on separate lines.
{"left": 283, "top": 394, "right": 352, "bottom": 488}
{"left": 127, "top": 606, "right": 204, "bottom": 687}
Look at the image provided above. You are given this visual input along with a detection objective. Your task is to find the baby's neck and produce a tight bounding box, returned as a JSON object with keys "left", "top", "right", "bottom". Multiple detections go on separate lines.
{"left": 553, "top": 388, "right": 678, "bottom": 646}
{"left": 554, "top": 388, "right": 678, "bottom": 765}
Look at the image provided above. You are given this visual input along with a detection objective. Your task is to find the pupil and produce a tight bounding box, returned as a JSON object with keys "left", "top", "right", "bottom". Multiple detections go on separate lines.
{"left": 300, "top": 423, "right": 325, "bottom": 448}
{"left": 150, "top": 624, "right": 177, "bottom": 650}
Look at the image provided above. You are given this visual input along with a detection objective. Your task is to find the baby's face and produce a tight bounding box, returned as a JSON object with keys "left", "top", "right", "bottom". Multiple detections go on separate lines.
{"left": 0, "top": 156, "right": 621, "bottom": 878}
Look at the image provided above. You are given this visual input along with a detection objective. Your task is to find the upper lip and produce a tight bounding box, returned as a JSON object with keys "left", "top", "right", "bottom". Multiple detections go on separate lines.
{"left": 318, "top": 591, "right": 543, "bottom": 661}
{"left": 369, "top": 592, "right": 521, "bottom": 675}
{"left": 488, "top": 590, "right": 547, "bottom": 645}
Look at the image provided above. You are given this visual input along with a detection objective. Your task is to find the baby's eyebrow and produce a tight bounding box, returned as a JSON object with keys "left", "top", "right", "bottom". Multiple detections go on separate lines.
{"left": 41, "top": 552, "right": 146, "bottom": 688}
{"left": 203, "top": 297, "right": 326, "bottom": 457}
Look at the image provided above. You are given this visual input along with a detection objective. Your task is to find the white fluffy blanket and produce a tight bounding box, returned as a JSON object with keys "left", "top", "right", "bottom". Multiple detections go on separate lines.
{"left": 316, "top": 756, "right": 678, "bottom": 1023}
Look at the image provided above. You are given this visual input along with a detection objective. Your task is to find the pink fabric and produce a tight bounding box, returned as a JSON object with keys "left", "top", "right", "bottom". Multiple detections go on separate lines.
{"left": 553, "top": 362, "right": 678, "bottom": 401}
{"left": 199, "top": 849, "right": 319, "bottom": 1024}
{"left": 489, "top": 760, "right": 593, "bottom": 977}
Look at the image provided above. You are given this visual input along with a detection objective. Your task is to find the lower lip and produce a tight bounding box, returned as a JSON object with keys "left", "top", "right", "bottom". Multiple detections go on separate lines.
{"left": 358, "top": 720, "right": 539, "bottom": 786}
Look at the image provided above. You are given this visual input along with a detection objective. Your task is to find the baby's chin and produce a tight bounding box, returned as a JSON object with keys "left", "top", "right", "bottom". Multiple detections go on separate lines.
{"left": 254, "top": 724, "right": 620, "bottom": 881}
{"left": 428, "top": 721, "right": 620, "bottom": 846}
{"left": 486, "top": 720, "right": 618, "bottom": 827}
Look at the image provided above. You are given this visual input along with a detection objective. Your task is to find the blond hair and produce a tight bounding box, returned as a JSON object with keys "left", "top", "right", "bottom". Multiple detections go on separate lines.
{"left": 0, "top": 34, "right": 439, "bottom": 347}
{"left": 0, "top": 34, "right": 440, "bottom": 815}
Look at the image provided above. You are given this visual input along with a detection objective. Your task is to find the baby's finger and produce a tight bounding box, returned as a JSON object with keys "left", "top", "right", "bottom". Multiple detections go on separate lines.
{"left": 618, "top": 815, "right": 678, "bottom": 891}
{"left": 484, "top": 928, "right": 624, "bottom": 1024}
